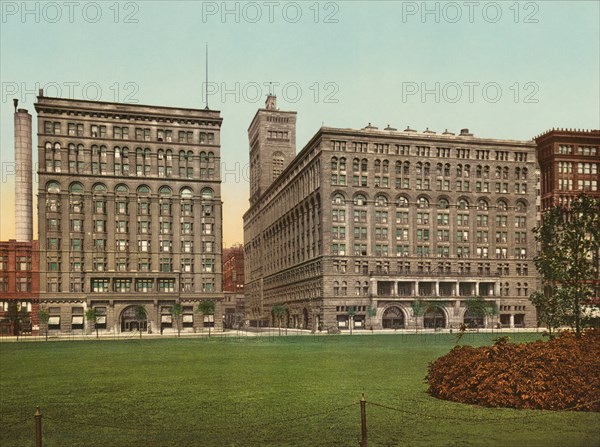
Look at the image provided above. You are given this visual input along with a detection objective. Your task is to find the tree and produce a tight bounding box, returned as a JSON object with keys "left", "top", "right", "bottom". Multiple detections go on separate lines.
{"left": 5, "top": 302, "right": 28, "bottom": 339}
{"left": 134, "top": 305, "right": 146, "bottom": 339}
{"left": 271, "top": 303, "right": 288, "bottom": 336}
{"left": 198, "top": 300, "right": 216, "bottom": 337}
{"left": 85, "top": 307, "right": 100, "bottom": 339}
{"left": 411, "top": 299, "right": 426, "bottom": 333}
{"left": 367, "top": 306, "right": 377, "bottom": 332}
{"left": 38, "top": 308, "right": 49, "bottom": 342}
{"left": 464, "top": 296, "right": 499, "bottom": 329}
{"left": 170, "top": 303, "right": 183, "bottom": 337}
{"left": 532, "top": 194, "right": 600, "bottom": 337}
{"left": 347, "top": 306, "right": 356, "bottom": 335}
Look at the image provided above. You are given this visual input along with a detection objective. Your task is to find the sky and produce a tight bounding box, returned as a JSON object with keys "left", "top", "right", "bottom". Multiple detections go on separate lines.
{"left": 1, "top": 0, "right": 599, "bottom": 246}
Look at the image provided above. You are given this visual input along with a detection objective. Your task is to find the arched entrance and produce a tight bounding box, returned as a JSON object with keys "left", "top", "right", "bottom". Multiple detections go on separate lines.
{"left": 121, "top": 306, "right": 147, "bottom": 332}
{"left": 463, "top": 310, "right": 485, "bottom": 328}
{"left": 424, "top": 306, "right": 446, "bottom": 328}
{"left": 302, "top": 308, "right": 309, "bottom": 329}
{"left": 382, "top": 306, "right": 405, "bottom": 329}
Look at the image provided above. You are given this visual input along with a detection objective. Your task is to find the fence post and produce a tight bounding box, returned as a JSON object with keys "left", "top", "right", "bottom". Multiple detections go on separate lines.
{"left": 34, "top": 406, "right": 42, "bottom": 447}
{"left": 360, "top": 394, "right": 367, "bottom": 447}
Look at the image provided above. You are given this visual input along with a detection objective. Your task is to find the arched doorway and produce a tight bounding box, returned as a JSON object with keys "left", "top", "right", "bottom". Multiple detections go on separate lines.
{"left": 424, "top": 306, "right": 446, "bottom": 328}
{"left": 302, "top": 308, "right": 309, "bottom": 329}
{"left": 463, "top": 310, "right": 485, "bottom": 329}
{"left": 382, "top": 306, "right": 405, "bottom": 329}
{"left": 121, "top": 306, "right": 147, "bottom": 332}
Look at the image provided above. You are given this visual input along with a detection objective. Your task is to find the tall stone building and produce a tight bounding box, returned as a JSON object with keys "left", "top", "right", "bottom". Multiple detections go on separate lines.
{"left": 535, "top": 129, "right": 599, "bottom": 212}
{"left": 36, "top": 92, "right": 224, "bottom": 334}
{"left": 244, "top": 97, "right": 539, "bottom": 330}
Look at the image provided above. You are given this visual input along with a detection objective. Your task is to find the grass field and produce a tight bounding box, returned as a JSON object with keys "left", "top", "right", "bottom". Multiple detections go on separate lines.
{"left": 1, "top": 332, "right": 598, "bottom": 447}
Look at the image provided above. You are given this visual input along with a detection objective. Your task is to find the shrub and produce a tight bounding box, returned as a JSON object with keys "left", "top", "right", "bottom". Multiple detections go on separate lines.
{"left": 426, "top": 329, "right": 600, "bottom": 411}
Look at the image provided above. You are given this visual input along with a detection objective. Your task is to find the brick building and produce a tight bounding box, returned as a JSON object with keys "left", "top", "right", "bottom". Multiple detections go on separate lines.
{"left": 535, "top": 128, "right": 599, "bottom": 212}
{"left": 0, "top": 240, "right": 40, "bottom": 335}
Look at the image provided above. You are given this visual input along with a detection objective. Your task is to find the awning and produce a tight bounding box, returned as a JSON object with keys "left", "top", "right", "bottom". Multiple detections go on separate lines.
{"left": 48, "top": 316, "right": 60, "bottom": 325}
{"left": 161, "top": 315, "right": 172, "bottom": 323}
{"left": 72, "top": 316, "right": 84, "bottom": 325}
{"left": 97, "top": 316, "right": 107, "bottom": 324}
{"left": 183, "top": 315, "right": 193, "bottom": 323}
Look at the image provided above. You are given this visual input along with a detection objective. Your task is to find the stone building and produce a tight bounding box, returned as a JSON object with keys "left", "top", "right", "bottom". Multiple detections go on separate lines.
{"left": 35, "top": 92, "right": 224, "bottom": 334}
{"left": 244, "top": 97, "right": 539, "bottom": 330}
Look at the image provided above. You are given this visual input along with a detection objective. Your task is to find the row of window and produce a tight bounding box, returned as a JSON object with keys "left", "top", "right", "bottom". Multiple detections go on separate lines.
{"left": 46, "top": 238, "right": 214, "bottom": 252}
{"left": 330, "top": 141, "right": 531, "bottom": 161}
{"left": 332, "top": 193, "right": 529, "bottom": 211}
{"left": 556, "top": 145, "right": 598, "bottom": 156}
{"left": 330, "top": 243, "right": 527, "bottom": 258}
{"left": 332, "top": 175, "right": 530, "bottom": 194}
{"left": 44, "top": 122, "right": 216, "bottom": 144}
{"left": 45, "top": 181, "right": 215, "bottom": 198}
{"left": 331, "top": 260, "right": 530, "bottom": 276}
{"left": 332, "top": 227, "right": 527, "bottom": 243}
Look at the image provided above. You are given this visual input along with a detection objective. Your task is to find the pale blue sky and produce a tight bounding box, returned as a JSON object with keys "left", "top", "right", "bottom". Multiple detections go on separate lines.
{"left": 1, "top": 1, "right": 599, "bottom": 244}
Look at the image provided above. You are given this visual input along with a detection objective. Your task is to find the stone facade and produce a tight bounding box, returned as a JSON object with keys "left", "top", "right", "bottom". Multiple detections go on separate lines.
{"left": 245, "top": 103, "right": 539, "bottom": 330}
{"left": 35, "top": 93, "right": 224, "bottom": 334}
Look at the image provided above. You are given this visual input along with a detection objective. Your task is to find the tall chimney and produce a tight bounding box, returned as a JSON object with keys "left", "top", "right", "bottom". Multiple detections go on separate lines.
{"left": 14, "top": 106, "right": 33, "bottom": 242}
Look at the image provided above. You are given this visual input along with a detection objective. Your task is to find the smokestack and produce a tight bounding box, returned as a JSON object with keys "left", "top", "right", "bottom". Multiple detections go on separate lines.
{"left": 14, "top": 107, "right": 33, "bottom": 242}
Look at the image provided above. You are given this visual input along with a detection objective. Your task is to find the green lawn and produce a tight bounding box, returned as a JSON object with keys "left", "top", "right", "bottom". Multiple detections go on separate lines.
{"left": 1, "top": 333, "right": 598, "bottom": 447}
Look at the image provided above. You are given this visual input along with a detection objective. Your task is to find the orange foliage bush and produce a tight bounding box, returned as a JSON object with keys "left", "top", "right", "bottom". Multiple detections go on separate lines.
{"left": 426, "top": 329, "right": 600, "bottom": 411}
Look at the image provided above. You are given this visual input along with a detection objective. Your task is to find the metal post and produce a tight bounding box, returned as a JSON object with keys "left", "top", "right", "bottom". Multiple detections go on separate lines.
{"left": 34, "top": 406, "right": 42, "bottom": 447}
{"left": 360, "top": 394, "right": 367, "bottom": 447}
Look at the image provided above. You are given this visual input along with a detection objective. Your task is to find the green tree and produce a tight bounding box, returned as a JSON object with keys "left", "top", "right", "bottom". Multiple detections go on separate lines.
{"left": 271, "top": 303, "right": 288, "bottom": 336}
{"left": 411, "top": 299, "right": 426, "bottom": 333}
{"left": 367, "top": 306, "right": 377, "bottom": 332}
{"left": 464, "top": 296, "right": 499, "bottom": 329}
{"left": 532, "top": 194, "right": 600, "bottom": 337}
{"left": 38, "top": 308, "right": 50, "bottom": 341}
{"left": 170, "top": 303, "right": 183, "bottom": 338}
{"left": 134, "top": 305, "right": 146, "bottom": 339}
{"left": 198, "top": 300, "right": 216, "bottom": 337}
{"left": 5, "top": 302, "right": 28, "bottom": 339}
{"left": 85, "top": 307, "right": 100, "bottom": 339}
{"left": 347, "top": 306, "right": 356, "bottom": 335}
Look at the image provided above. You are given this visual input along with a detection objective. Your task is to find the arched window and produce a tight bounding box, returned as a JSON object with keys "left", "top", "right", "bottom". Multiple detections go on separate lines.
{"left": 159, "top": 186, "right": 172, "bottom": 197}
{"left": 354, "top": 194, "right": 367, "bottom": 206}
{"left": 115, "top": 184, "right": 129, "bottom": 194}
{"left": 497, "top": 200, "right": 508, "bottom": 211}
{"left": 181, "top": 187, "right": 193, "bottom": 199}
{"left": 397, "top": 196, "right": 409, "bottom": 207}
{"left": 137, "top": 185, "right": 150, "bottom": 195}
{"left": 179, "top": 150, "right": 186, "bottom": 162}
{"left": 332, "top": 193, "right": 345, "bottom": 205}
{"left": 438, "top": 198, "right": 449, "bottom": 209}
{"left": 47, "top": 181, "right": 60, "bottom": 194}
{"left": 339, "top": 157, "right": 346, "bottom": 171}
{"left": 92, "top": 183, "right": 107, "bottom": 194}
{"left": 353, "top": 158, "right": 360, "bottom": 172}
{"left": 69, "top": 182, "right": 83, "bottom": 194}
{"left": 331, "top": 157, "right": 338, "bottom": 170}
{"left": 516, "top": 200, "right": 527, "bottom": 212}
{"left": 478, "top": 199, "right": 489, "bottom": 210}
{"left": 418, "top": 197, "right": 429, "bottom": 208}
{"left": 201, "top": 188, "right": 214, "bottom": 200}
{"left": 361, "top": 159, "right": 368, "bottom": 171}
{"left": 376, "top": 195, "right": 387, "bottom": 206}
{"left": 458, "top": 199, "right": 469, "bottom": 209}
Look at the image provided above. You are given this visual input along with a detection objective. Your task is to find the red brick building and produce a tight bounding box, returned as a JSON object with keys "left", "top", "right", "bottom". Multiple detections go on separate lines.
{"left": 535, "top": 129, "right": 600, "bottom": 212}
{"left": 223, "top": 245, "right": 244, "bottom": 293}
{"left": 0, "top": 240, "right": 40, "bottom": 335}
